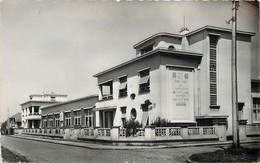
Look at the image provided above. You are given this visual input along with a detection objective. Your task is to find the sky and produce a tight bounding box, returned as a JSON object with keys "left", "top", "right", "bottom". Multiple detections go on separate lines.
{"left": 0, "top": 0, "right": 259, "bottom": 122}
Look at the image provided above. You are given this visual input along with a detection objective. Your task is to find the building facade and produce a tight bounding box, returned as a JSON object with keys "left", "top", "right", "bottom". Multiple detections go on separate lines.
{"left": 93, "top": 25, "right": 255, "bottom": 136}
{"left": 40, "top": 95, "right": 98, "bottom": 130}
{"left": 21, "top": 92, "right": 67, "bottom": 128}
{"left": 8, "top": 113, "right": 22, "bottom": 129}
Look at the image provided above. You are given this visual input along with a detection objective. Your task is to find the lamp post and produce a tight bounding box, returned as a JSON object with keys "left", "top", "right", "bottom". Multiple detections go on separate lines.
{"left": 231, "top": 0, "right": 240, "bottom": 148}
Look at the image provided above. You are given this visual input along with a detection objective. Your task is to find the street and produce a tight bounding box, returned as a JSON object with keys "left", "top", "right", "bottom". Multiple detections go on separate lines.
{"left": 0, "top": 135, "right": 256, "bottom": 163}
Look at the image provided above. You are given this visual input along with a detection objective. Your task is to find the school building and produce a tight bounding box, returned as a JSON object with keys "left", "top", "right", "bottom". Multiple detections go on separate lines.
{"left": 93, "top": 25, "right": 256, "bottom": 136}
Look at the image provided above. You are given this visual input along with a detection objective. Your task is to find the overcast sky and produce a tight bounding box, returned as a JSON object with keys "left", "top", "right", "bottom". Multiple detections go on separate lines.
{"left": 0, "top": 0, "right": 259, "bottom": 122}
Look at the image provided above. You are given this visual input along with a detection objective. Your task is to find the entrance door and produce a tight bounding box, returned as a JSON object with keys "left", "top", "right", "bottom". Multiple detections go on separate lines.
{"left": 101, "top": 110, "right": 115, "bottom": 128}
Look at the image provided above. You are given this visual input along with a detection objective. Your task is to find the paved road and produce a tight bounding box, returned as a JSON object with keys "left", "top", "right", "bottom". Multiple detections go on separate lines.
{"left": 0, "top": 135, "right": 257, "bottom": 163}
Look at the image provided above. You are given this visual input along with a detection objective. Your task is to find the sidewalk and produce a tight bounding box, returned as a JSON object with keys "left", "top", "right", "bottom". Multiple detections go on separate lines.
{"left": 11, "top": 135, "right": 260, "bottom": 150}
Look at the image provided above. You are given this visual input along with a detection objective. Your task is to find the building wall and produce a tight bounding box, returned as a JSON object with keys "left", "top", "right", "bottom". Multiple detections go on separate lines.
{"left": 96, "top": 54, "right": 161, "bottom": 126}
{"left": 188, "top": 31, "right": 253, "bottom": 135}
{"left": 41, "top": 96, "right": 98, "bottom": 115}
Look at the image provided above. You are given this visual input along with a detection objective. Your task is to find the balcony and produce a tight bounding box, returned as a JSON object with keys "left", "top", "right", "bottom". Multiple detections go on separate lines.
{"left": 24, "top": 113, "right": 41, "bottom": 120}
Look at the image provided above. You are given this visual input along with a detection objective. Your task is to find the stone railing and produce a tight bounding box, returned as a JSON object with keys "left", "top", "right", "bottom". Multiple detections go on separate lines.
{"left": 22, "top": 126, "right": 220, "bottom": 142}
{"left": 98, "top": 128, "right": 111, "bottom": 137}
{"left": 155, "top": 127, "right": 181, "bottom": 136}
{"left": 82, "top": 128, "right": 94, "bottom": 137}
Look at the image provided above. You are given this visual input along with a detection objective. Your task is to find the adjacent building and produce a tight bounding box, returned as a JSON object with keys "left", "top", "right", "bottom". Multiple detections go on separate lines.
{"left": 40, "top": 95, "right": 98, "bottom": 129}
{"left": 8, "top": 112, "right": 22, "bottom": 129}
{"left": 93, "top": 25, "right": 255, "bottom": 136}
{"left": 21, "top": 92, "right": 67, "bottom": 128}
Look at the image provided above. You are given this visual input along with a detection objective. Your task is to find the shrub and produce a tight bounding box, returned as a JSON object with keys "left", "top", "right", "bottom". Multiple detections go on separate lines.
{"left": 151, "top": 117, "right": 171, "bottom": 127}
{"left": 123, "top": 119, "right": 142, "bottom": 137}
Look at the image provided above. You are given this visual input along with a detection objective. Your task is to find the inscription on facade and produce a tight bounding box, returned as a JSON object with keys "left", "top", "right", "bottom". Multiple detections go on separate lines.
{"left": 172, "top": 72, "right": 189, "bottom": 108}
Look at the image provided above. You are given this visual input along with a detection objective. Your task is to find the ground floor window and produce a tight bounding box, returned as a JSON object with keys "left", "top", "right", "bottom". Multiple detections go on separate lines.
{"left": 253, "top": 98, "right": 260, "bottom": 122}
{"left": 65, "top": 112, "right": 71, "bottom": 126}
{"left": 54, "top": 114, "right": 60, "bottom": 127}
{"left": 48, "top": 115, "right": 53, "bottom": 127}
{"left": 43, "top": 116, "right": 47, "bottom": 128}
{"left": 74, "top": 111, "right": 81, "bottom": 126}
{"left": 85, "top": 109, "right": 93, "bottom": 127}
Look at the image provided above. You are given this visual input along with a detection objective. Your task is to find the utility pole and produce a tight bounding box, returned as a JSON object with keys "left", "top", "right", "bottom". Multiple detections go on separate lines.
{"left": 231, "top": 0, "right": 240, "bottom": 148}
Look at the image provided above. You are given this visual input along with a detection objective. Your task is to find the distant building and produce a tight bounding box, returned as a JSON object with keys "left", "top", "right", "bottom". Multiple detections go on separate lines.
{"left": 40, "top": 95, "right": 98, "bottom": 129}
{"left": 21, "top": 92, "right": 67, "bottom": 128}
{"left": 93, "top": 25, "right": 255, "bottom": 136}
{"left": 8, "top": 112, "right": 22, "bottom": 129}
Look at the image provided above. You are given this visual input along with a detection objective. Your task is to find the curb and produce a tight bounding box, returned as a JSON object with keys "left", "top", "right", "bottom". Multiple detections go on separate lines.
{"left": 9, "top": 135, "right": 260, "bottom": 150}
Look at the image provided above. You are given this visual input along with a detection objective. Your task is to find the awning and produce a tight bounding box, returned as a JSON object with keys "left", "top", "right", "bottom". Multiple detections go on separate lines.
{"left": 118, "top": 82, "right": 127, "bottom": 90}
{"left": 139, "top": 76, "right": 150, "bottom": 85}
{"left": 141, "top": 111, "right": 149, "bottom": 126}
{"left": 93, "top": 106, "right": 116, "bottom": 111}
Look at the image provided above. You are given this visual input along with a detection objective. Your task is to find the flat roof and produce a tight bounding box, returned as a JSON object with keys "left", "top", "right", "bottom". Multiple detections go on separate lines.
{"left": 29, "top": 94, "right": 67, "bottom": 97}
{"left": 40, "top": 95, "right": 98, "bottom": 110}
{"left": 186, "top": 25, "right": 256, "bottom": 37}
{"left": 20, "top": 100, "right": 58, "bottom": 106}
{"left": 133, "top": 25, "right": 255, "bottom": 50}
{"left": 93, "top": 48, "right": 202, "bottom": 77}
{"left": 133, "top": 32, "right": 184, "bottom": 49}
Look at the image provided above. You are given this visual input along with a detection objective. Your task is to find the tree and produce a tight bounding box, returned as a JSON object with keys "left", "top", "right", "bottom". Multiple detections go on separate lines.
{"left": 1, "top": 121, "right": 7, "bottom": 134}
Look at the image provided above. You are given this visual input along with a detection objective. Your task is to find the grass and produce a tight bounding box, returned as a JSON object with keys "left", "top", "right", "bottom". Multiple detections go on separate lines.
{"left": 189, "top": 145, "right": 260, "bottom": 162}
{"left": 1, "top": 146, "right": 31, "bottom": 162}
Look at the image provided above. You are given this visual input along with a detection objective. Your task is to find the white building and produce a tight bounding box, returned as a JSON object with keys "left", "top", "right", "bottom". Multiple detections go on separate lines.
{"left": 21, "top": 92, "right": 67, "bottom": 128}
{"left": 93, "top": 25, "right": 255, "bottom": 136}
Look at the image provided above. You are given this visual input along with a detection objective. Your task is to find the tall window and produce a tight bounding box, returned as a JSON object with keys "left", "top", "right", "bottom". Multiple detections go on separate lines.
{"left": 43, "top": 116, "right": 47, "bottom": 128}
{"left": 253, "top": 98, "right": 260, "bottom": 122}
{"left": 139, "top": 68, "right": 150, "bottom": 93}
{"left": 121, "top": 107, "right": 127, "bottom": 126}
{"left": 85, "top": 109, "right": 93, "bottom": 127}
{"left": 65, "top": 112, "right": 71, "bottom": 126}
{"left": 48, "top": 115, "right": 53, "bottom": 128}
{"left": 209, "top": 35, "right": 218, "bottom": 106}
{"left": 119, "top": 76, "right": 127, "bottom": 97}
{"left": 74, "top": 111, "right": 81, "bottom": 126}
{"left": 54, "top": 114, "right": 60, "bottom": 127}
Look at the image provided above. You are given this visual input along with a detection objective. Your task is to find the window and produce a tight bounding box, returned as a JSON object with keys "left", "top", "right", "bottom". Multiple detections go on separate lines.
{"left": 54, "top": 114, "right": 60, "bottom": 128}
{"left": 65, "top": 112, "right": 71, "bottom": 126}
{"left": 119, "top": 76, "right": 127, "bottom": 97}
{"left": 253, "top": 98, "right": 260, "bottom": 122}
{"left": 100, "top": 80, "right": 113, "bottom": 100}
{"left": 43, "top": 116, "right": 47, "bottom": 128}
{"left": 121, "top": 107, "right": 127, "bottom": 126}
{"left": 48, "top": 115, "right": 53, "bottom": 128}
{"left": 140, "top": 44, "right": 153, "bottom": 55}
{"left": 131, "top": 108, "right": 137, "bottom": 120}
{"left": 209, "top": 35, "right": 219, "bottom": 106}
{"left": 74, "top": 111, "right": 81, "bottom": 126}
{"left": 139, "top": 68, "right": 150, "bottom": 93}
{"left": 85, "top": 109, "right": 93, "bottom": 127}
{"left": 51, "top": 96, "right": 56, "bottom": 101}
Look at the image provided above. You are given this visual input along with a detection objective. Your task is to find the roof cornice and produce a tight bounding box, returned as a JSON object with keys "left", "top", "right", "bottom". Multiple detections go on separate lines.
{"left": 93, "top": 48, "right": 202, "bottom": 77}
{"left": 40, "top": 95, "right": 98, "bottom": 110}
{"left": 133, "top": 32, "right": 184, "bottom": 49}
{"left": 186, "top": 25, "right": 255, "bottom": 37}
{"left": 20, "top": 100, "right": 58, "bottom": 106}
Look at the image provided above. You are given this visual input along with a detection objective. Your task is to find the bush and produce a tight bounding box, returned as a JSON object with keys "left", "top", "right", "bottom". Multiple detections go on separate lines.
{"left": 151, "top": 117, "right": 171, "bottom": 127}
{"left": 123, "top": 119, "right": 142, "bottom": 137}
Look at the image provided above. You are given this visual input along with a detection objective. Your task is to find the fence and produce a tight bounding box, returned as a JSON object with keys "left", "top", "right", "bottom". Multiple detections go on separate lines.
{"left": 22, "top": 126, "right": 218, "bottom": 141}
{"left": 155, "top": 127, "right": 181, "bottom": 136}
{"left": 97, "top": 128, "right": 111, "bottom": 137}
